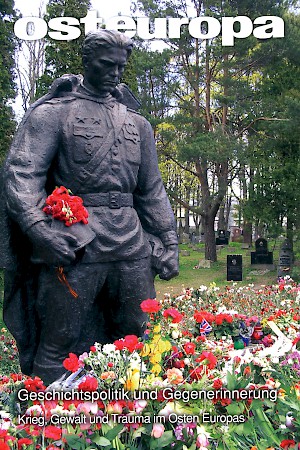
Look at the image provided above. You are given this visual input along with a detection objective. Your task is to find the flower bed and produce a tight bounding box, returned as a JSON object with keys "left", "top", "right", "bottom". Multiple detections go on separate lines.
{"left": 0, "top": 277, "right": 299, "bottom": 449}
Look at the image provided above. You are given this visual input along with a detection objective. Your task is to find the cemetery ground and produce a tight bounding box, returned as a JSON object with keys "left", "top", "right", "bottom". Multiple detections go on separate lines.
{"left": 155, "top": 239, "right": 298, "bottom": 295}
{"left": 0, "top": 241, "right": 299, "bottom": 449}
{"left": 0, "top": 240, "right": 293, "bottom": 325}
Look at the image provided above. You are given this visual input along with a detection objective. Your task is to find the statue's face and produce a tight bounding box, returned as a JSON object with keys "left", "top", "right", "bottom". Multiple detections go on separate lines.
{"left": 83, "top": 46, "right": 128, "bottom": 95}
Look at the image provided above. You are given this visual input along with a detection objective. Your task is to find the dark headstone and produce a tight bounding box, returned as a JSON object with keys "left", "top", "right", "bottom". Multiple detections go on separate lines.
{"left": 227, "top": 255, "right": 242, "bottom": 281}
{"left": 277, "top": 239, "right": 294, "bottom": 278}
{"left": 251, "top": 238, "right": 273, "bottom": 264}
{"left": 216, "top": 229, "right": 229, "bottom": 245}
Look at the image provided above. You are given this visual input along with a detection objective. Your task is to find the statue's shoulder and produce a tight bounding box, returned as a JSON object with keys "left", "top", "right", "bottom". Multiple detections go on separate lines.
{"left": 126, "top": 107, "right": 148, "bottom": 123}
{"left": 126, "top": 108, "right": 152, "bottom": 133}
{"left": 28, "top": 74, "right": 83, "bottom": 114}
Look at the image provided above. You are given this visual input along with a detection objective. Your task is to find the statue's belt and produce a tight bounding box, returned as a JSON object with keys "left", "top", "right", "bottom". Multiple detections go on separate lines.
{"left": 79, "top": 192, "right": 133, "bottom": 209}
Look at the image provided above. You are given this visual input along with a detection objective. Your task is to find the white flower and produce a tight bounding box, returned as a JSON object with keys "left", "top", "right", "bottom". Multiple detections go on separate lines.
{"left": 51, "top": 405, "right": 75, "bottom": 416}
{"left": 102, "top": 344, "right": 118, "bottom": 355}
{"left": 199, "top": 285, "right": 208, "bottom": 292}
{"left": 0, "top": 411, "right": 12, "bottom": 430}
{"left": 172, "top": 330, "right": 179, "bottom": 339}
{"left": 134, "top": 400, "right": 147, "bottom": 413}
{"left": 26, "top": 405, "right": 44, "bottom": 416}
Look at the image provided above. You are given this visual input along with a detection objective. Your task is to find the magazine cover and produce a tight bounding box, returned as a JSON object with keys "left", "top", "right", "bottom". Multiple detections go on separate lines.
{"left": 0, "top": 0, "right": 299, "bottom": 449}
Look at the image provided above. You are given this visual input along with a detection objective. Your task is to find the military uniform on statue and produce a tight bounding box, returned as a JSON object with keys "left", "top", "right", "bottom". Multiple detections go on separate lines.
{"left": 3, "top": 30, "right": 179, "bottom": 384}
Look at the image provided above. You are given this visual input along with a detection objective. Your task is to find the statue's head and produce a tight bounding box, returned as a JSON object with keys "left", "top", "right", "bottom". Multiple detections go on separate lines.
{"left": 82, "top": 30, "right": 133, "bottom": 95}
{"left": 83, "top": 29, "right": 133, "bottom": 64}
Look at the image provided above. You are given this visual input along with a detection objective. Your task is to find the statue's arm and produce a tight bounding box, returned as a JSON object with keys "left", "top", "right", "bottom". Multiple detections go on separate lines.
{"left": 134, "top": 117, "right": 179, "bottom": 280}
{"left": 4, "top": 103, "right": 77, "bottom": 266}
{"left": 4, "top": 103, "right": 61, "bottom": 232}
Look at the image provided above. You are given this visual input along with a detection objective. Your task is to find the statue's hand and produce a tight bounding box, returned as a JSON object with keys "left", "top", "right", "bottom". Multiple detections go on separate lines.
{"left": 158, "top": 244, "right": 179, "bottom": 281}
{"left": 27, "top": 221, "right": 78, "bottom": 266}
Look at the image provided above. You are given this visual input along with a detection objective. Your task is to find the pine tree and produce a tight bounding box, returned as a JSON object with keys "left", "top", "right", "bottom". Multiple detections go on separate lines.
{"left": 0, "top": 0, "right": 17, "bottom": 162}
{"left": 36, "top": 0, "right": 91, "bottom": 97}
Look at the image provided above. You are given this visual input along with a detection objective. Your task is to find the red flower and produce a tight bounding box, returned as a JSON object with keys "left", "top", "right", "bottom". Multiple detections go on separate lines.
{"left": 163, "top": 308, "right": 183, "bottom": 323}
{"left": 280, "top": 440, "right": 296, "bottom": 449}
{"left": 24, "top": 377, "right": 46, "bottom": 392}
{"left": 183, "top": 342, "right": 196, "bottom": 355}
{"left": 43, "top": 186, "right": 89, "bottom": 226}
{"left": 90, "top": 346, "right": 96, "bottom": 352}
{"left": 214, "top": 313, "right": 233, "bottom": 325}
{"left": 78, "top": 376, "right": 98, "bottom": 391}
{"left": 44, "top": 425, "right": 62, "bottom": 440}
{"left": 194, "top": 311, "right": 214, "bottom": 324}
{"left": 140, "top": 299, "right": 161, "bottom": 313}
{"left": 213, "top": 378, "right": 223, "bottom": 389}
{"left": 243, "top": 366, "right": 251, "bottom": 376}
{"left": 0, "top": 442, "right": 10, "bottom": 450}
{"left": 215, "top": 314, "right": 224, "bottom": 325}
{"left": 18, "top": 438, "right": 33, "bottom": 449}
{"left": 292, "top": 335, "right": 300, "bottom": 347}
{"left": 63, "top": 353, "right": 83, "bottom": 372}
{"left": 124, "top": 335, "right": 140, "bottom": 352}
{"left": 114, "top": 339, "right": 125, "bottom": 351}
{"left": 189, "top": 367, "right": 203, "bottom": 381}
{"left": 196, "top": 351, "right": 217, "bottom": 369}
{"left": 113, "top": 335, "right": 142, "bottom": 353}
{"left": 10, "top": 374, "right": 23, "bottom": 382}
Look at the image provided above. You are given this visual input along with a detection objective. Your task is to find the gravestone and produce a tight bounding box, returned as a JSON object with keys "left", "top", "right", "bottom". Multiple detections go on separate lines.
{"left": 195, "top": 259, "right": 211, "bottom": 269}
{"left": 231, "top": 228, "right": 242, "bottom": 242}
{"left": 181, "top": 233, "right": 190, "bottom": 244}
{"left": 190, "top": 232, "right": 197, "bottom": 244}
{"left": 241, "top": 243, "right": 251, "bottom": 249}
{"left": 227, "top": 255, "right": 242, "bottom": 281}
{"left": 277, "top": 239, "right": 293, "bottom": 278}
{"left": 216, "top": 229, "right": 229, "bottom": 245}
{"left": 251, "top": 238, "right": 273, "bottom": 265}
{"left": 195, "top": 247, "right": 205, "bottom": 253}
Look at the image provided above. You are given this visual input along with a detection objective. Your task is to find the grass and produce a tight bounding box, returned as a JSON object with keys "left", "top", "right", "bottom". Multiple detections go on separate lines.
{"left": 0, "top": 239, "right": 296, "bottom": 375}
{"left": 155, "top": 240, "right": 282, "bottom": 296}
{"left": 0, "top": 239, "right": 293, "bottom": 322}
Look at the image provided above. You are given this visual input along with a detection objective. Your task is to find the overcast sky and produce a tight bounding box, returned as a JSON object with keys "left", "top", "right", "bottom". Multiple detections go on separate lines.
{"left": 12, "top": 0, "right": 135, "bottom": 117}
{"left": 14, "top": 0, "right": 132, "bottom": 19}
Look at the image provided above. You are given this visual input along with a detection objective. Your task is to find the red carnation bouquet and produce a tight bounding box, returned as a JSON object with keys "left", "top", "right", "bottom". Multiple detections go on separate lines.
{"left": 42, "top": 186, "right": 93, "bottom": 298}
{"left": 43, "top": 186, "right": 88, "bottom": 227}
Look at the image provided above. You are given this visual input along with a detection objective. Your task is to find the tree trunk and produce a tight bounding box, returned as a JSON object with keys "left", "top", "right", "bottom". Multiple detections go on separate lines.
{"left": 243, "top": 221, "right": 252, "bottom": 245}
{"left": 184, "top": 207, "right": 190, "bottom": 234}
{"left": 218, "top": 203, "right": 226, "bottom": 230}
{"left": 203, "top": 214, "right": 217, "bottom": 261}
{"left": 286, "top": 215, "right": 294, "bottom": 248}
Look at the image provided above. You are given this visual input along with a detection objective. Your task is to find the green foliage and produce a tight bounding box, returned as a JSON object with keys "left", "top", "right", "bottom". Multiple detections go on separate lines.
{"left": 36, "top": 0, "right": 91, "bottom": 97}
{"left": 0, "top": 1, "right": 16, "bottom": 161}
{"left": 241, "top": 12, "right": 300, "bottom": 236}
{"left": 132, "top": 0, "right": 296, "bottom": 260}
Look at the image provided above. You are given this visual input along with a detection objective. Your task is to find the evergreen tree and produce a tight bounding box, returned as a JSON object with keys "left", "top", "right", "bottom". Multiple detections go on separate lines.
{"left": 0, "top": 0, "right": 16, "bottom": 162}
{"left": 132, "top": 0, "right": 296, "bottom": 260}
{"left": 36, "top": 0, "right": 91, "bottom": 97}
{"left": 242, "top": 12, "right": 300, "bottom": 241}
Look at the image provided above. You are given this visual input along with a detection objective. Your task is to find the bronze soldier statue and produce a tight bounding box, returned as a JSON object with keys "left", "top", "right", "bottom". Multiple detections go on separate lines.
{"left": 2, "top": 30, "right": 178, "bottom": 384}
